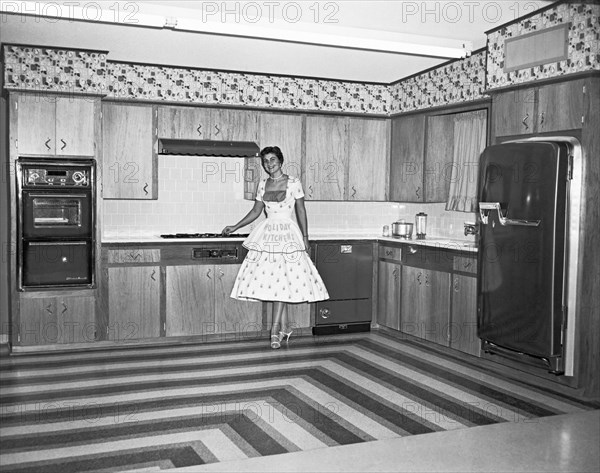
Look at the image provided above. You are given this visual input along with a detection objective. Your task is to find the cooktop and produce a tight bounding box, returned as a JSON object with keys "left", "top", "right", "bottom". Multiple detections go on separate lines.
{"left": 160, "top": 233, "right": 249, "bottom": 239}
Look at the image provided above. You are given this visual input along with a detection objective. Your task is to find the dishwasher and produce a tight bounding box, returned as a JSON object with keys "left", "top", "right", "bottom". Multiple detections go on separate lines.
{"left": 312, "top": 241, "right": 373, "bottom": 335}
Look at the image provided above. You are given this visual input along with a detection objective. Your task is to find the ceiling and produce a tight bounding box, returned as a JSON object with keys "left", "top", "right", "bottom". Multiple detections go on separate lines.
{"left": 1, "top": 0, "right": 554, "bottom": 83}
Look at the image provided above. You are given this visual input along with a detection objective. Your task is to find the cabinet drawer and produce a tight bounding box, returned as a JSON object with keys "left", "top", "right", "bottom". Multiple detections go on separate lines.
{"left": 107, "top": 249, "right": 161, "bottom": 264}
{"left": 402, "top": 245, "right": 453, "bottom": 272}
{"left": 453, "top": 256, "right": 477, "bottom": 274}
{"left": 379, "top": 245, "right": 402, "bottom": 262}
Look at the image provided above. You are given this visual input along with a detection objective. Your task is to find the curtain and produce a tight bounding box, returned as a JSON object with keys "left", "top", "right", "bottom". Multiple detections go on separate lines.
{"left": 445, "top": 110, "right": 487, "bottom": 212}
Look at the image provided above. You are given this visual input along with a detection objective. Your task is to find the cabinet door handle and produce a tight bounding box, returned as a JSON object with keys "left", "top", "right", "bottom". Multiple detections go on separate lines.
{"left": 454, "top": 277, "right": 459, "bottom": 292}
{"left": 425, "top": 273, "right": 430, "bottom": 287}
{"left": 60, "top": 138, "right": 67, "bottom": 151}
{"left": 522, "top": 113, "right": 529, "bottom": 130}
{"left": 143, "top": 183, "right": 149, "bottom": 195}
{"left": 150, "top": 269, "right": 156, "bottom": 281}
{"left": 214, "top": 124, "right": 220, "bottom": 136}
{"left": 415, "top": 187, "right": 421, "bottom": 199}
{"left": 386, "top": 249, "right": 393, "bottom": 256}
{"left": 45, "top": 138, "right": 51, "bottom": 150}
{"left": 393, "top": 268, "right": 399, "bottom": 281}
{"left": 218, "top": 268, "right": 224, "bottom": 279}
{"left": 61, "top": 302, "right": 68, "bottom": 314}
{"left": 207, "top": 268, "right": 212, "bottom": 279}
{"left": 197, "top": 124, "right": 202, "bottom": 136}
{"left": 464, "top": 261, "right": 472, "bottom": 270}
{"left": 417, "top": 272, "right": 422, "bottom": 285}
{"left": 308, "top": 185, "right": 313, "bottom": 198}
{"left": 351, "top": 186, "right": 356, "bottom": 198}
{"left": 45, "top": 303, "right": 53, "bottom": 316}
{"left": 539, "top": 112, "right": 545, "bottom": 127}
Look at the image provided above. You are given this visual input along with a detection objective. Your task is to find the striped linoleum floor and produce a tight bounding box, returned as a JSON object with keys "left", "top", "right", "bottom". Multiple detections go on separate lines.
{"left": 0, "top": 332, "right": 596, "bottom": 472}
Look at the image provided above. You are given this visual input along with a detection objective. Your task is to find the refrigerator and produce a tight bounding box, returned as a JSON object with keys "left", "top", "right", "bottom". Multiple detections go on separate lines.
{"left": 477, "top": 138, "right": 581, "bottom": 375}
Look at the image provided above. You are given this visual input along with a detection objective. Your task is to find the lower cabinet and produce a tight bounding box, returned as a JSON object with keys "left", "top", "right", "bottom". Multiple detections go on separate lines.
{"left": 107, "top": 266, "right": 161, "bottom": 341}
{"left": 377, "top": 243, "right": 479, "bottom": 356}
{"left": 18, "top": 295, "right": 96, "bottom": 346}
{"left": 400, "top": 266, "right": 451, "bottom": 346}
{"left": 377, "top": 260, "right": 401, "bottom": 331}
{"left": 165, "top": 264, "right": 262, "bottom": 337}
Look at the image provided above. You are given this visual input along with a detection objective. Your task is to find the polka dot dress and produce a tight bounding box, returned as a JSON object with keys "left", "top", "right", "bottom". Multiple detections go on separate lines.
{"left": 230, "top": 177, "right": 329, "bottom": 303}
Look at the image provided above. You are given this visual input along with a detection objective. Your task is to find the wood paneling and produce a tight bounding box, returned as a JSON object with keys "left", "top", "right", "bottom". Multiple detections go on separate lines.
{"left": 55, "top": 98, "right": 96, "bottom": 155}
{"left": 347, "top": 118, "right": 389, "bottom": 201}
{"left": 158, "top": 106, "right": 211, "bottom": 139}
{"left": 492, "top": 88, "right": 536, "bottom": 136}
{"left": 390, "top": 114, "right": 425, "bottom": 202}
{"left": 166, "top": 265, "right": 214, "bottom": 336}
{"left": 259, "top": 112, "right": 304, "bottom": 180}
{"left": 377, "top": 260, "right": 401, "bottom": 330}
{"left": 304, "top": 115, "right": 347, "bottom": 200}
{"left": 214, "top": 264, "right": 262, "bottom": 334}
{"left": 213, "top": 109, "right": 258, "bottom": 141}
{"left": 102, "top": 103, "right": 157, "bottom": 199}
{"left": 450, "top": 274, "right": 479, "bottom": 356}
{"left": 537, "top": 80, "right": 584, "bottom": 132}
{"left": 107, "top": 249, "right": 161, "bottom": 264}
{"left": 107, "top": 266, "right": 161, "bottom": 340}
{"left": 17, "top": 97, "right": 56, "bottom": 155}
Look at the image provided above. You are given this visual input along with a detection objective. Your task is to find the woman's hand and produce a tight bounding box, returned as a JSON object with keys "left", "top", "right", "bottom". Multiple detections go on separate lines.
{"left": 303, "top": 236, "right": 310, "bottom": 253}
{"left": 221, "top": 225, "right": 236, "bottom": 236}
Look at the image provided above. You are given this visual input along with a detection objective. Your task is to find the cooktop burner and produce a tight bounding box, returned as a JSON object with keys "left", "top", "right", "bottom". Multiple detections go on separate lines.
{"left": 160, "top": 233, "right": 249, "bottom": 239}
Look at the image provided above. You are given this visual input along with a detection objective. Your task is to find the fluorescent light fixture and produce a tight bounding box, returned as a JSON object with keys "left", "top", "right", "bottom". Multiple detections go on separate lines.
{"left": 1, "top": 1, "right": 472, "bottom": 58}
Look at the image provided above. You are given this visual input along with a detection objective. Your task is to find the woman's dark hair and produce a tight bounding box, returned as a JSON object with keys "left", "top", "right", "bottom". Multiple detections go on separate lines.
{"left": 260, "top": 146, "right": 284, "bottom": 164}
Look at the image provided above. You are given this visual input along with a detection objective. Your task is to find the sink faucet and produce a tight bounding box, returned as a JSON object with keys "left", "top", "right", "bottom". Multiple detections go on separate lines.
{"left": 464, "top": 222, "right": 478, "bottom": 236}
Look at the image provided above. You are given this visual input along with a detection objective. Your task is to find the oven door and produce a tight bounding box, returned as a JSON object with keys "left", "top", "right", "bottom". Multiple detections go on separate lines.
{"left": 22, "top": 240, "right": 93, "bottom": 288}
{"left": 22, "top": 191, "right": 92, "bottom": 239}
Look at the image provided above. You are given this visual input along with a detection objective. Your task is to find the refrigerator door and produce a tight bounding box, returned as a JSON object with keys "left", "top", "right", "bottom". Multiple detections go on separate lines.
{"left": 478, "top": 141, "right": 569, "bottom": 362}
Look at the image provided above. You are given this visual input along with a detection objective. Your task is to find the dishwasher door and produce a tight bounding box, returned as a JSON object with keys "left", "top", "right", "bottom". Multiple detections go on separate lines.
{"left": 314, "top": 242, "right": 373, "bottom": 332}
{"left": 315, "top": 243, "right": 372, "bottom": 299}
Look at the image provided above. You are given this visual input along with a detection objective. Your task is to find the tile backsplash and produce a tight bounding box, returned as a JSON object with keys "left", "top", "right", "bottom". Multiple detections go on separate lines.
{"left": 102, "top": 156, "right": 476, "bottom": 240}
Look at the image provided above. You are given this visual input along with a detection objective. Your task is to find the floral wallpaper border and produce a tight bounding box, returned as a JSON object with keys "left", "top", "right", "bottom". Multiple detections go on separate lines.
{"left": 486, "top": 2, "right": 600, "bottom": 89}
{"left": 2, "top": 2, "right": 598, "bottom": 114}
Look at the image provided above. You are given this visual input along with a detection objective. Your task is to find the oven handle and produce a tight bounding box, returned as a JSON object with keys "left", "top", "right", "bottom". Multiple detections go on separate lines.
{"left": 26, "top": 193, "right": 89, "bottom": 199}
{"left": 27, "top": 241, "right": 88, "bottom": 246}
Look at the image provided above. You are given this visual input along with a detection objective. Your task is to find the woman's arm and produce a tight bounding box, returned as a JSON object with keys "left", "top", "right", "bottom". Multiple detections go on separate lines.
{"left": 222, "top": 200, "right": 264, "bottom": 234}
{"left": 294, "top": 197, "right": 310, "bottom": 252}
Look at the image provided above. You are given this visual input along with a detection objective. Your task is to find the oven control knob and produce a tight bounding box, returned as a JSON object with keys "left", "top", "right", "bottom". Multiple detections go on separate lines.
{"left": 72, "top": 171, "right": 86, "bottom": 185}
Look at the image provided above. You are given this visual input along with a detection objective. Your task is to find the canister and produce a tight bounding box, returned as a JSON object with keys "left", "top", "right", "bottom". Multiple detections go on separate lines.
{"left": 415, "top": 212, "right": 427, "bottom": 239}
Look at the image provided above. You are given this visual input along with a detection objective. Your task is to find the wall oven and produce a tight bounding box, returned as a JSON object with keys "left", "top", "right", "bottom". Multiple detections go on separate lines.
{"left": 17, "top": 158, "right": 96, "bottom": 290}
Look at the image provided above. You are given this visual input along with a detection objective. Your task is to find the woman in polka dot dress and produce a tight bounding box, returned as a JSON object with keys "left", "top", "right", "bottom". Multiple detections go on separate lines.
{"left": 222, "top": 146, "right": 329, "bottom": 349}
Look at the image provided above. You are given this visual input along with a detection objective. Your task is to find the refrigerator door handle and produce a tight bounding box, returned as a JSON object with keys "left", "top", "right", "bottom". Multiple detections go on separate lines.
{"left": 479, "top": 202, "right": 541, "bottom": 227}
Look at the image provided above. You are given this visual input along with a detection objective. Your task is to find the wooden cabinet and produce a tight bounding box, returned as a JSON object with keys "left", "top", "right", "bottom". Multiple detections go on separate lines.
{"left": 166, "top": 265, "right": 214, "bottom": 336}
{"left": 347, "top": 118, "right": 389, "bottom": 201}
{"left": 390, "top": 114, "right": 425, "bottom": 202}
{"left": 492, "top": 79, "right": 584, "bottom": 138}
{"left": 107, "top": 265, "right": 161, "bottom": 341}
{"left": 15, "top": 94, "right": 96, "bottom": 156}
{"left": 304, "top": 115, "right": 348, "bottom": 200}
{"left": 400, "top": 265, "right": 451, "bottom": 346}
{"left": 304, "top": 115, "right": 389, "bottom": 201}
{"left": 377, "top": 260, "right": 401, "bottom": 330}
{"left": 214, "top": 264, "right": 262, "bottom": 334}
{"left": 18, "top": 295, "right": 95, "bottom": 346}
{"left": 166, "top": 263, "right": 262, "bottom": 337}
{"left": 450, "top": 274, "right": 479, "bottom": 356}
{"left": 158, "top": 106, "right": 258, "bottom": 141}
{"left": 102, "top": 102, "right": 158, "bottom": 199}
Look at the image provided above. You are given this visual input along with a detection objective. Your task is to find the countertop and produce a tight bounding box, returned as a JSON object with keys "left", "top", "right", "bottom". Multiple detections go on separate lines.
{"left": 102, "top": 233, "right": 478, "bottom": 252}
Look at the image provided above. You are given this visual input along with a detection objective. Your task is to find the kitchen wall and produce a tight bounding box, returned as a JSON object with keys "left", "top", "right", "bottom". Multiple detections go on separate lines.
{"left": 102, "top": 155, "right": 475, "bottom": 240}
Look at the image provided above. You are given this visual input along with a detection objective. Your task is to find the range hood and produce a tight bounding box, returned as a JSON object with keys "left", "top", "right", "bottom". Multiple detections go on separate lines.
{"left": 158, "top": 139, "right": 260, "bottom": 157}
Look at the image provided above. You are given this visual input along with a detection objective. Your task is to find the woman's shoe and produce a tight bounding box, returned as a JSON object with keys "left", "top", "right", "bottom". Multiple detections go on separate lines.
{"left": 270, "top": 334, "right": 281, "bottom": 349}
{"left": 279, "top": 330, "right": 293, "bottom": 342}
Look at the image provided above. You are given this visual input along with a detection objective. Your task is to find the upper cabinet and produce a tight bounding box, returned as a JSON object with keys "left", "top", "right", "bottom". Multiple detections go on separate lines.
{"left": 15, "top": 94, "right": 97, "bottom": 156}
{"left": 424, "top": 114, "right": 454, "bottom": 203}
{"left": 258, "top": 112, "right": 303, "bottom": 179}
{"left": 492, "top": 79, "right": 584, "bottom": 139}
{"left": 347, "top": 117, "right": 389, "bottom": 201}
{"left": 158, "top": 106, "right": 258, "bottom": 141}
{"left": 102, "top": 102, "right": 158, "bottom": 199}
{"left": 304, "top": 115, "right": 389, "bottom": 201}
{"left": 390, "top": 114, "right": 425, "bottom": 202}
{"left": 304, "top": 115, "right": 348, "bottom": 200}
